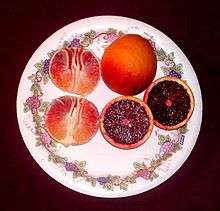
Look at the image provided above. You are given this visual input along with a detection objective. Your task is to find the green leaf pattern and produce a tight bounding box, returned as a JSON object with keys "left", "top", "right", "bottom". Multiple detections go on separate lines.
{"left": 23, "top": 28, "right": 188, "bottom": 191}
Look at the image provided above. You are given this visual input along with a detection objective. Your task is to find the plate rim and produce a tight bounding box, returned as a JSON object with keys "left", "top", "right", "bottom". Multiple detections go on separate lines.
{"left": 16, "top": 15, "right": 203, "bottom": 198}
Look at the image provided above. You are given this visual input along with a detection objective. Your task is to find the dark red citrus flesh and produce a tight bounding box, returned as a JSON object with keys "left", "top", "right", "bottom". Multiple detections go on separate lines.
{"left": 100, "top": 96, "right": 153, "bottom": 149}
{"left": 144, "top": 77, "right": 194, "bottom": 130}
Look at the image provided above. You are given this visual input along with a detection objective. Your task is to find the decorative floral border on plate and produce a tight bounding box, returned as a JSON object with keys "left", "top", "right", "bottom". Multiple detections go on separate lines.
{"left": 23, "top": 28, "right": 188, "bottom": 191}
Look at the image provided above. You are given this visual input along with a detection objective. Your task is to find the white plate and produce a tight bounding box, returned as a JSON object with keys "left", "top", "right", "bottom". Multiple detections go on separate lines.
{"left": 16, "top": 16, "right": 202, "bottom": 198}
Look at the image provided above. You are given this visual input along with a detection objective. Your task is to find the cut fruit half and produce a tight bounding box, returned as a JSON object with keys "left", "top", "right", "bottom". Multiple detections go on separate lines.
{"left": 45, "top": 96, "right": 99, "bottom": 146}
{"left": 100, "top": 96, "right": 153, "bottom": 150}
{"left": 49, "top": 47, "right": 100, "bottom": 96}
{"left": 144, "top": 76, "right": 195, "bottom": 130}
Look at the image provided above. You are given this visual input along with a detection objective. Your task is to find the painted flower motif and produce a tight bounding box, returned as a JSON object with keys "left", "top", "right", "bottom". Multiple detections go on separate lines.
{"left": 70, "top": 38, "right": 81, "bottom": 48}
{"left": 65, "top": 162, "right": 79, "bottom": 172}
{"left": 164, "top": 57, "right": 175, "bottom": 67}
{"left": 25, "top": 29, "right": 188, "bottom": 191}
{"left": 43, "top": 59, "right": 50, "bottom": 74}
{"left": 25, "top": 95, "right": 40, "bottom": 111}
{"left": 178, "top": 134, "right": 185, "bottom": 145}
{"left": 104, "top": 33, "right": 118, "bottom": 42}
{"left": 35, "top": 71, "right": 42, "bottom": 82}
{"left": 113, "top": 178, "right": 121, "bottom": 186}
{"left": 40, "top": 131, "right": 52, "bottom": 145}
{"left": 169, "top": 69, "right": 182, "bottom": 79}
{"left": 148, "top": 39, "right": 156, "bottom": 51}
{"left": 160, "top": 142, "right": 174, "bottom": 155}
{"left": 97, "top": 177, "right": 109, "bottom": 185}
{"left": 136, "top": 169, "right": 151, "bottom": 180}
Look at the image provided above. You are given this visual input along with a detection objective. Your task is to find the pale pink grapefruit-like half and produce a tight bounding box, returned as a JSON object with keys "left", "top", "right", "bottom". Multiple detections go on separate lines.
{"left": 49, "top": 47, "right": 100, "bottom": 96}
{"left": 45, "top": 96, "right": 99, "bottom": 146}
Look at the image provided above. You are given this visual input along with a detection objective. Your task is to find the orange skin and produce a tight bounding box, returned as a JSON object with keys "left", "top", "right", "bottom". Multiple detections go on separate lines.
{"left": 101, "top": 34, "right": 157, "bottom": 95}
{"left": 143, "top": 76, "right": 195, "bottom": 130}
{"left": 100, "top": 96, "right": 154, "bottom": 150}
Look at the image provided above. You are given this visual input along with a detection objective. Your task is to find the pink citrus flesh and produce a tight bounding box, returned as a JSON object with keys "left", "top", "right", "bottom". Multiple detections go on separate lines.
{"left": 49, "top": 47, "right": 100, "bottom": 96}
{"left": 45, "top": 96, "right": 99, "bottom": 146}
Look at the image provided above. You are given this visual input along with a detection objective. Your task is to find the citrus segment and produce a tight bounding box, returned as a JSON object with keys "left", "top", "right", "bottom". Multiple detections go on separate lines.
{"left": 45, "top": 96, "right": 99, "bottom": 146}
{"left": 49, "top": 48, "right": 100, "bottom": 96}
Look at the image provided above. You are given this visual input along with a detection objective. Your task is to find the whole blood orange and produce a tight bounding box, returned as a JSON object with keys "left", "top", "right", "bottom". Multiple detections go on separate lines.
{"left": 101, "top": 34, "right": 157, "bottom": 95}
{"left": 100, "top": 96, "right": 153, "bottom": 149}
{"left": 45, "top": 96, "right": 99, "bottom": 146}
{"left": 144, "top": 76, "right": 195, "bottom": 130}
{"left": 49, "top": 47, "right": 100, "bottom": 96}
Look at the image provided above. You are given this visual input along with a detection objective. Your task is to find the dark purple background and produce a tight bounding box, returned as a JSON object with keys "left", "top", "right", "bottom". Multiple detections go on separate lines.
{"left": 1, "top": 0, "right": 219, "bottom": 210}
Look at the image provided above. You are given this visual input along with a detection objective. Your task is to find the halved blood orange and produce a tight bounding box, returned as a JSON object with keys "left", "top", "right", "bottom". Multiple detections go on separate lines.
{"left": 144, "top": 76, "right": 195, "bottom": 130}
{"left": 100, "top": 96, "right": 153, "bottom": 150}
{"left": 45, "top": 96, "right": 99, "bottom": 146}
{"left": 49, "top": 47, "right": 100, "bottom": 96}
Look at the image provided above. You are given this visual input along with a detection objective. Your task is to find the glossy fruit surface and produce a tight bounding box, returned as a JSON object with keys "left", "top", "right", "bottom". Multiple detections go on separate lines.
{"left": 101, "top": 34, "right": 157, "bottom": 95}
{"left": 144, "top": 76, "right": 194, "bottom": 130}
{"left": 100, "top": 96, "right": 153, "bottom": 149}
